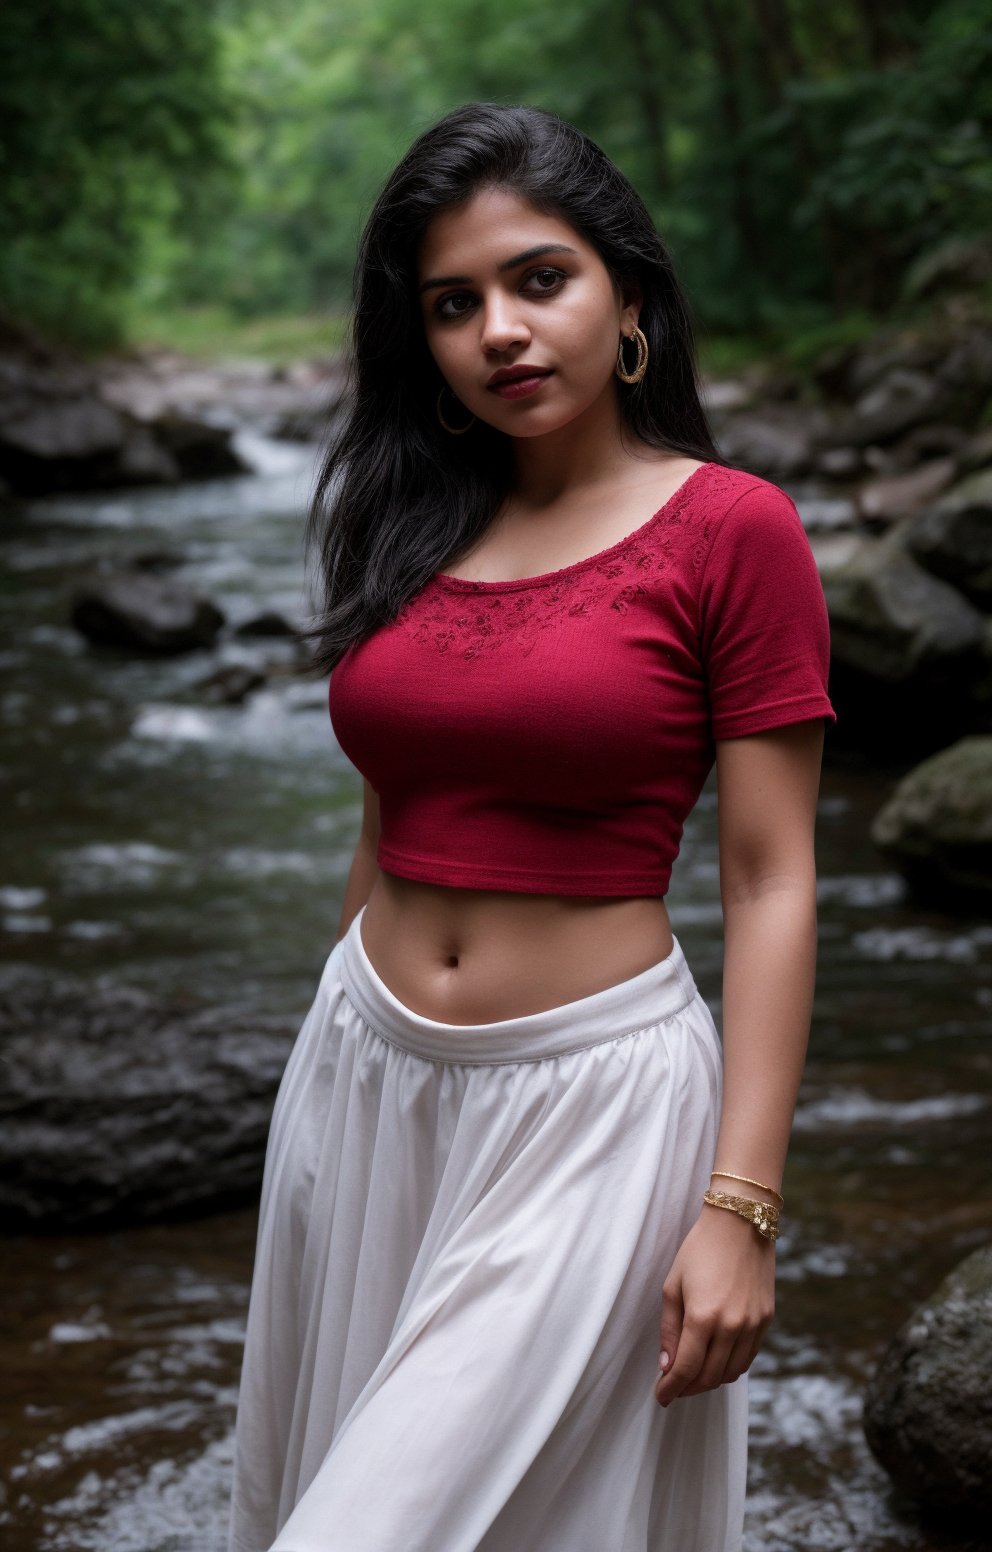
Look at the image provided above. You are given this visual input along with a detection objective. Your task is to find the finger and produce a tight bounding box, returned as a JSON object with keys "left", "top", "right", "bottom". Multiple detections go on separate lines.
{"left": 656, "top": 1280, "right": 684, "bottom": 1380}
{"left": 655, "top": 1320, "right": 708, "bottom": 1405}
{"left": 677, "top": 1327, "right": 738, "bottom": 1397}
{"left": 719, "top": 1325, "right": 759, "bottom": 1386}
{"left": 726, "top": 1307, "right": 774, "bottom": 1382}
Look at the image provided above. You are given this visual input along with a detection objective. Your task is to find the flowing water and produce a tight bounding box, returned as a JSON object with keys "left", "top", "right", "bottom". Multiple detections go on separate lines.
{"left": 1, "top": 440, "right": 990, "bottom": 1551}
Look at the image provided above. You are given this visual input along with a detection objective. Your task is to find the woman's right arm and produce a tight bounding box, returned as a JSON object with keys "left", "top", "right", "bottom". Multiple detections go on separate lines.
{"left": 335, "top": 779, "right": 380, "bottom": 942}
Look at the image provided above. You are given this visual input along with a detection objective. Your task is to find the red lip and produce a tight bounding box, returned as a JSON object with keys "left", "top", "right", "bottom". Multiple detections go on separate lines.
{"left": 486, "top": 365, "right": 553, "bottom": 388}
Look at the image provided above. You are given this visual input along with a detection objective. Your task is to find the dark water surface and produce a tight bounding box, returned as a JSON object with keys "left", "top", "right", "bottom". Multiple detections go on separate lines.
{"left": 2, "top": 447, "right": 990, "bottom": 1550}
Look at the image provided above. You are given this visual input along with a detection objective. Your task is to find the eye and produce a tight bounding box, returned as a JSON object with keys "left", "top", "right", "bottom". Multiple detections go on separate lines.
{"left": 525, "top": 266, "right": 567, "bottom": 293}
{"left": 434, "top": 290, "right": 475, "bottom": 321}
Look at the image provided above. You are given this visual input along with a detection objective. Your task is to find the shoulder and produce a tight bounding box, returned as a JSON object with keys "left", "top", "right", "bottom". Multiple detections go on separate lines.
{"left": 700, "top": 465, "right": 801, "bottom": 535}
{"left": 695, "top": 467, "right": 812, "bottom": 577}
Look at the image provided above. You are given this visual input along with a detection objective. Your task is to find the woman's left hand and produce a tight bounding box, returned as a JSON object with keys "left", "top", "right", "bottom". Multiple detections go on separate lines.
{"left": 654, "top": 1203, "right": 776, "bottom": 1406}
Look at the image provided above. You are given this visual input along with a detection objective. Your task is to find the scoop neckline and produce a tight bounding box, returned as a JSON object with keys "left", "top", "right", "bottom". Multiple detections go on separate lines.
{"left": 431, "top": 461, "right": 714, "bottom": 591}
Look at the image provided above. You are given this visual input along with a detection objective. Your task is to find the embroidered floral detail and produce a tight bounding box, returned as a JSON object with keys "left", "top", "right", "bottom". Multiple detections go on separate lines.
{"left": 397, "top": 464, "right": 744, "bottom": 658}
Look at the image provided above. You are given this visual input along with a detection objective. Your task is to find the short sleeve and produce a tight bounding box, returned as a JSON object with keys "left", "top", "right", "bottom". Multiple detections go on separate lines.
{"left": 698, "top": 480, "right": 837, "bottom": 740}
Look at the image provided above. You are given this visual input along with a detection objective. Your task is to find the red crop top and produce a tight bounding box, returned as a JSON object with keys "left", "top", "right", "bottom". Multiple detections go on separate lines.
{"left": 328, "top": 461, "right": 836, "bottom": 897}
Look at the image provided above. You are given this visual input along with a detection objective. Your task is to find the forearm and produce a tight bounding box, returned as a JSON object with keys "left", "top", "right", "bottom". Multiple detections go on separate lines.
{"left": 335, "top": 836, "right": 380, "bottom": 943}
{"left": 711, "top": 872, "right": 818, "bottom": 1199}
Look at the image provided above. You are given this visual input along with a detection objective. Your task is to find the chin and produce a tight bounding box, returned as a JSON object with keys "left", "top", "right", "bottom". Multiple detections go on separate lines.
{"left": 483, "top": 401, "right": 587, "bottom": 439}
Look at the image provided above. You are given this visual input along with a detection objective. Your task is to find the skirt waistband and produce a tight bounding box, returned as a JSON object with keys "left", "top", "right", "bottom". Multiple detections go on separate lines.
{"left": 338, "top": 904, "right": 700, "bottom": 1064}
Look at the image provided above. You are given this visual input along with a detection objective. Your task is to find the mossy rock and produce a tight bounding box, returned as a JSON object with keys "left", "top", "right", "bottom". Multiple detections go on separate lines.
{"left": 871, "top": 736, "right": 992, "bottom": 903}
{"left": 864, "top": 1245, "right": 992, "bottom": 1516}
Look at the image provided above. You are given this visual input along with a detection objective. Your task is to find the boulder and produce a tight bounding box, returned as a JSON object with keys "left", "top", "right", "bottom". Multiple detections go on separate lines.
{"left": 881, "top": 421, "right": 970, "bottom": 472}
{"left": 198, "top": 662, "right": 268, "bottom": 703}
{"left": 0, "top": 981, "right": 302, "bottom": 1230}
{"left": 820, "top": 367, "right": 950, "bottom": 449}
{"left": 149, "top": 408, "right": 249, "bottom": 480}
{"left": 870, "top": 736, "right": 992, "bottom": 903}
{"left": 819, "top": 532, "right": 989, "bottom": 754}
{"left": 708, "top": 405, "right": 830, "bottom": 479}
{"left": 959, "top": 423, "right": 992, "bottom": 474}
{"left": 815, "top": 322, "right": 992, "bottom": 453}
{"left": 1, "top": 393, "right": 126, "bottom": 460}
{"left": 71, "top": 568, "right": 226, "bottom": 654}
{"left": 97, "top": 350, "right": 351, "bottom": 445}
{"left": 898, "top": 469, "right": 992, "bottom": 608}
{"left": 233, "top": 609, "right": 297, "bottom": 638}
{"left": 863, "top": 1244, "right": 992, "bottom": 1517}
{"left": 856, "top": 457, "right": 958, "bottom": 527}
{"left": 0, "top": 317, "right": 252, "bottom": 494}
{"left": 842, "top": 335, "right": 950, "bottom": 399}
{"left": 811, "top": 444, "right": 864, "bottom": 481}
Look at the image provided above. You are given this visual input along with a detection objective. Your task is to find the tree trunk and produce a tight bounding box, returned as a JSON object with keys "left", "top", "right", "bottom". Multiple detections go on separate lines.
{"left": 625, "top": 0, "right": 670, "bottom": 194}
{"left": 752, "top": 0, "right": 855, "bottom": 310}
{"left": 696, "top": 0, "right": 767, "bottom": 287}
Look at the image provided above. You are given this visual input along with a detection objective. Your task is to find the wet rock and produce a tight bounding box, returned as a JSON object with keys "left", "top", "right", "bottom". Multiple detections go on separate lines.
{"left": 823, "top": 321, "right": 992, "bottom": 435}
{"left": 938, "top": 328, "right": 992, "bottom": 399}
{"left": 812, "top": 445, "right": 864, "bottom": 481}
{"left": 870, "top": 736, "right": 992, "bottom": 902}
{"left": 897, "top": 469, "right": 992, "bottom": 608}
{"left": 1, "top": 393, "right": 126, "bottom": 461}
{"left": 820, "top": 532, "right": 989, "bottom": 754}
{"left": 129, "top": 545, "right": 186, "bottom": 571}
{"left": 906, "top": 235, "right": 992, "bottom": 299}
{"left": 884, "top": 422, "right": 969, "bottom": 471}
{"left": 807, "top": 340, "right": 863, "bottom": 399}
{"left": 863, "top": 1243, "right": 992, "bottom": 1516}
{"left": 149, "top": 408, "right": 247, "bottom": 480}
{"left": 959, "top": 423, "right": 992, "bottom": 474}
{"left": 70, "top": 569, "right": 225, "bottom": 654}
{"left": 198, "top": 662, "right": 267, "bottom": 703}
{"left": 98, "top": 349, "right": 350, "bottom": 444}
{"left": 709, "top": 405, "right": 829, "bottom": 479}
{"left": 856, "top": 457, "right": 959, "bottom": 528}
{"left": 823, "top": 367, "right": 951, "bottom": 449}
{"left": 0, "top": 317, "right": 249, "bottom": 494}
{"left": 0, "top": 981, "right": 302, "bottom": 1230}
{"left": 700, "top": 378, "right": 755, "bottom": 413}
{"left": 114, "top": 422, "right": 183, "bottom": 483}
{"left": 792, "top": 492, "right": 857, "bottom": 533}
{"left": 233, "top": 609, "right": 297, "bottom": 638}
{"left": 843, "top": 336, "right": 950, "bottom": 399}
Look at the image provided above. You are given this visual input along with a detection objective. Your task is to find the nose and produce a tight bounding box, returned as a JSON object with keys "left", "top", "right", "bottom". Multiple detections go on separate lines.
{"left": 479, "top": 290, "right": 531, "bottom": 354}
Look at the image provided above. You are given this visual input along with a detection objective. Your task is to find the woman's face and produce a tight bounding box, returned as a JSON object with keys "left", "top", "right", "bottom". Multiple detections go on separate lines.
{"left": 416, "top": 187, "right": 641, "bottom": 438}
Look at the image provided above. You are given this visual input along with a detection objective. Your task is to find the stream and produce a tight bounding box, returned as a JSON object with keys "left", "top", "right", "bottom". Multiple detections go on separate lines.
{"left": 1, "top": 438, "right": 990, "bottom": 1551}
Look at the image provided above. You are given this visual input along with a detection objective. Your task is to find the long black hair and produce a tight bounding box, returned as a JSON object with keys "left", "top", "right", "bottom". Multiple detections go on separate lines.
{"left": 301, "top": 101, "right": 725, "bottom": 675}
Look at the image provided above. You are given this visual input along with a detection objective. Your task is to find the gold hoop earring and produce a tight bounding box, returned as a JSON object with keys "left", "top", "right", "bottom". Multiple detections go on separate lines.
{"left": 437, "top": 386, "right": 476, "bottom": 435}
{"left": 616, "top": 325, "right": 649, "bottom": 385}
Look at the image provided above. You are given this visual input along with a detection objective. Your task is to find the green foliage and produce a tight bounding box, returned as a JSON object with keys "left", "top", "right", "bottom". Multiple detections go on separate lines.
{"left": 1, "top": 0, "right": 989, "bottom": 352}
{"left": 121, "top": 303, "right": 349, "bottom": 363}
{"left": 0, "top": 0, "right": 239, "bottom": 348}
{"left": 789, "top": 3, "right": 992, "bottom": 305}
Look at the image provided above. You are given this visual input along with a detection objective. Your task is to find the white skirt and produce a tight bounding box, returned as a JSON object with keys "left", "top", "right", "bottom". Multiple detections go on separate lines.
{"left": 227, "top": 905, "right": 748, "bottom": 1552}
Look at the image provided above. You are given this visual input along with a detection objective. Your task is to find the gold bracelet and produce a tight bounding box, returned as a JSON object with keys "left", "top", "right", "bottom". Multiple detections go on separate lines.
{"left": 703, "top": 1189, "right": 781, "bottom": 1241}
{"left": 710, "top": 1170, "right": 784, "bottom": 1206}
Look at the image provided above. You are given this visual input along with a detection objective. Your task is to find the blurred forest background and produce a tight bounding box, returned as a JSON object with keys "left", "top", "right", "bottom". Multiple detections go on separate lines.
{"left": 2, "top": 0, "right": 990, "bottom": 366}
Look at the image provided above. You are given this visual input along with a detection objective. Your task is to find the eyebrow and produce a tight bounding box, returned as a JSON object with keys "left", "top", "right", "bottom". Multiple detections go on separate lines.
{"left": 418, "top": 243, "right": 579, "bottom": 295}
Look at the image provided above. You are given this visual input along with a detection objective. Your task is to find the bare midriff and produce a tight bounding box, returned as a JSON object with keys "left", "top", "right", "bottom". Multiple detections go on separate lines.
{"left": 358, "top": 870, "right": 675, "bottom": 1025}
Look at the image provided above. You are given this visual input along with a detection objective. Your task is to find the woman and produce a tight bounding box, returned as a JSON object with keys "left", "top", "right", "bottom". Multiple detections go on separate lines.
{"left": 227, "top": 101, "right": 836, "bottom": 1552}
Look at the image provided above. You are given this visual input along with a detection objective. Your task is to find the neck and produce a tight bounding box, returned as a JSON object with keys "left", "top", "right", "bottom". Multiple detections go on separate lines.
{"left": 507, "top": 382, "right": 650, "bottom": 508}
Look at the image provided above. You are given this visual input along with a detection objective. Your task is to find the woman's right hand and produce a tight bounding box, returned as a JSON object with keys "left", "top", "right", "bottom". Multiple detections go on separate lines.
{"left": 654, "top": 1203, "right": 775, "bottom": 1406}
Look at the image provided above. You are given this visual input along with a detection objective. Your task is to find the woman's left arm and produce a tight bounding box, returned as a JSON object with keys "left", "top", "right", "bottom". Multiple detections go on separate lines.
{"left": 654, "top": 717, "right": 826, "bottom": 1407}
